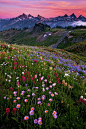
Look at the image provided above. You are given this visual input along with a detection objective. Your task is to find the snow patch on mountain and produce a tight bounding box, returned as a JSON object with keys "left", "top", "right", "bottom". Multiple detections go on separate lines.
{"left": 44, "top": 34, "right": 47, "bottom": 37}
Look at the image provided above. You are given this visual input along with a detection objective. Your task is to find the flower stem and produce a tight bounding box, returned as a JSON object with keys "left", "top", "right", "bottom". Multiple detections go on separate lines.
{"left": 27, "top": 120, "right": 28, "bottom": 129}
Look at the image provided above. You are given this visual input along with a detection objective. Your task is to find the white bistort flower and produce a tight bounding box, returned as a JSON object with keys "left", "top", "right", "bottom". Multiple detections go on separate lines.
{"left": 8, "top": 45, "right": 10, "bottom": 48}
{"left": 22, "top": 72, "right": 24, "bottom": 74}
{"left": 80, "top": 96, "right": 83, "bottom": 99}
{"left": 64, "top": 73, "right": 70, "bottom": 77}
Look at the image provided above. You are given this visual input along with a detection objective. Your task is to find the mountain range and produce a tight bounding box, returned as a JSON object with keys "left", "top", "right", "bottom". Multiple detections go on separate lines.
{"left": 0, "top": 13, "right": 86, "bottom": 31}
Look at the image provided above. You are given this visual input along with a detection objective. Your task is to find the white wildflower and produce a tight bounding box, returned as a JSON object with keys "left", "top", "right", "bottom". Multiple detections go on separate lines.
{"left": 64, "top": 73, "right": 70, "bottom": 77}
{"left": 22, "top": 72, "right": 24, "bottom": 74}
{"left": 16, "top": 77, "right": 19, "bottom": 79}
{"left": 80, "top": 96, "right": 83, "bottom": 99}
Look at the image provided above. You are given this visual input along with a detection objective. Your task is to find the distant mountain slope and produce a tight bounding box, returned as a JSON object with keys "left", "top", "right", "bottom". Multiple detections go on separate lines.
{"left": 1, "top": 27, "right": 86, "bottom": 51}
{"left": 0, "top": 13, "right": 86, "bottom": 31}
{"left": 0, "top": 25, "right": 64, "bottom": 47}
{"left": 57, "top": 29, "right": 86, "bottom": 49}
{"left": 65, "top": 40, "right": 86, "bottom": 62}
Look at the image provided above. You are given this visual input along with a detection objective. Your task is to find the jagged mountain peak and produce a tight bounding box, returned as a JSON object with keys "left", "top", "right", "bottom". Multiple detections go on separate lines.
{"left": 0, "top": 13, "right": 86, "bottom": 31}
{"left": 78, "top": 15, "right": 86, "bottom": 21}
{"left": 78, "top": 15, "right": 85, "bottom": 18}
{"left": 37, "top": 14, "right": 42, "bottom": 17}
{"left": 70, "top": 13, "right": 76, "bottom": 18}
{"left": 17, "top": 13, "right": 28, "bottom": 19}
{"left": 64, "top": 14, "right": 68, "bottom": 17}
{"left": 28, "top": 14, "right": 34, "bottom": 18}
{"left": 37, "top": 14, "right": 45, "bottom": 19}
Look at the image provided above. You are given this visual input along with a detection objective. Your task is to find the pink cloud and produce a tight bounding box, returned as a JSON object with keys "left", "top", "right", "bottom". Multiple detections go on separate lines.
{"left": 0, "top": 0, "right": 23, "bottom": 6}
{"left": 0, "top": 0, "right": 86, "bottom": 18}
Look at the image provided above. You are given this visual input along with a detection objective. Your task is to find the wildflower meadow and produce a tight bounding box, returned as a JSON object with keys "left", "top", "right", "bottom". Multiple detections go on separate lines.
{"left": 0, "top": 43, "right": 86, "bottom": 129}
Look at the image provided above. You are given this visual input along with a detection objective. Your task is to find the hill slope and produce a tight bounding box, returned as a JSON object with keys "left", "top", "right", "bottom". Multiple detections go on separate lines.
{"left": 57, "top": 29, "right": 86, "bottom": 49}
{"left": 65, "top": 40, "right": 86, "bottom": 62}
{"left": 0, "top": 26, "right": 65, "bottom": 47}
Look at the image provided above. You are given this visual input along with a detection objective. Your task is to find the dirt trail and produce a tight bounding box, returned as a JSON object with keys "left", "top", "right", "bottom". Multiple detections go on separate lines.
{"left": 48, "top": 31, "right": 68, "bottom": 48}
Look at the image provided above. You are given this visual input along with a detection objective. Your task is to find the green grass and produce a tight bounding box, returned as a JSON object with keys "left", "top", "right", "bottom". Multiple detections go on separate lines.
{"left": 37, "top": 35, "right": 61, "bottom": 47}
{"left": 69, "top": 29, "right": 86, "bottom": 39}
{"left": 7, "top": 35, "right": 60, "bottom": 47}
{"left": 65, "top": 40, "right": 86, "bottom": 52}
{"left": 74, "top": 29, "right": 86, "bottom": 33}
{"left": 57, "top": 36, "right": 75, "bottom": 49}
{"left": 64, "top": 40, "right": 86, "bottom": 62}
{"left": 0, "top": 32, "right": 3, "bottom": 39}
{"left": 57, "top": 29, "right": 86, "bottom": 49}
{"left": 0, "top": 29, "right": 62, "bottom": 47}
{"left": 44, "top": 28, "right": 66, "bottom": 33}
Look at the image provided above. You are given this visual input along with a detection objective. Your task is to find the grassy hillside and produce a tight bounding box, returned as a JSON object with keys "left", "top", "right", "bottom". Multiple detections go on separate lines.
{"left": 65, "top": 40, "right": 86, "bottom": 52}
{"left": 0, "top": 28, "right": 86, "bottom": 49}
{"left": 0, "top": 30, "right": 60, "bottom": 46}
{"left": 0, "top": 42, "right": 86, "bottom": 129}
{"left": 0, "top": 28, "right": 64, "bottom": 47}
{"left": 65, "top": 40, "right": 86, "bottom": 62}
{"left": 57, "top": 29, "right": 86, "bottom": 49}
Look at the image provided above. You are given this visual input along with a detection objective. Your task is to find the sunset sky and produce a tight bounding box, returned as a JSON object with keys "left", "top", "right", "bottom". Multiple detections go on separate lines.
{"left": 0, "top": 0, "right": 86, "bottom": 19}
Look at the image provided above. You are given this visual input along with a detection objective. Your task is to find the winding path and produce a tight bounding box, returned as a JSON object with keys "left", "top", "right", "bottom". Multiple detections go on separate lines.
{"left": 48, "top": 31, "right": 68, "bottom": 48}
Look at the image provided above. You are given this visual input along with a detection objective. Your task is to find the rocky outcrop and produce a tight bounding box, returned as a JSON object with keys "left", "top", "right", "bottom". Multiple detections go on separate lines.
{"left": 36, "top": 32, "right": 52, "bottom": 42}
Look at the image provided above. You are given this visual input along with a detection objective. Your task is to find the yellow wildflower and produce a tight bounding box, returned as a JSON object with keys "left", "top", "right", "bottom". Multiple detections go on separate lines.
{"left": 62, "top": 80, "right": 65, "bottom": 84}
{"left": 61, "top": 101, "right": 63, "bottom": 103}
{"left": 40, "top": 56, "right": 42, "bottom": 60}
{"left": 64, "top": 82, "right": 67, "bottom": 86}
{"left": 49, "top": 67, "right": 52, "bottom": 70}
{"left": 9, "top": 95, "right": 12, "bottom": 99}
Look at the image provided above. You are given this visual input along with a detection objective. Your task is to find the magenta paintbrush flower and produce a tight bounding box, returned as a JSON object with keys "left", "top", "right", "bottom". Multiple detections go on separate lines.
{"left": 10, "top": 87, "right": 13, "bottom": 91}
